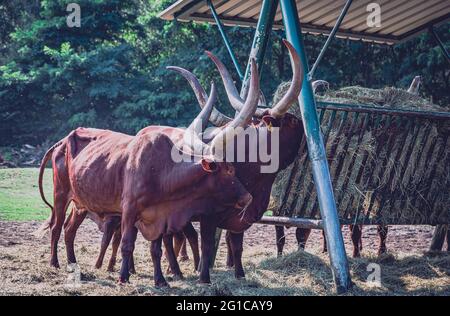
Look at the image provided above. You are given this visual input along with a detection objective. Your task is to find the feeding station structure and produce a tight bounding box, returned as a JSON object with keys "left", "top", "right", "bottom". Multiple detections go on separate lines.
{"left": 160, "top": 0, "right": 450, "bottom": 293}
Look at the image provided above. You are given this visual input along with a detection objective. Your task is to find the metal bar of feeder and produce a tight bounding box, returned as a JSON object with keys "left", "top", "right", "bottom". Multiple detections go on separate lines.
{"left": 308, "top": 0, "right": 354, "bottom": 79}
{"left": 257, "top": 216, "right": 323, "bottom": 230}
{"left": 280, "top": 0, "right": 352, "bottom": 294}
{"left": 207, "top": 0, "right": 244, "bottom": 81}
{"left": 317, "top": 101, "right": 450, "bottom": 120}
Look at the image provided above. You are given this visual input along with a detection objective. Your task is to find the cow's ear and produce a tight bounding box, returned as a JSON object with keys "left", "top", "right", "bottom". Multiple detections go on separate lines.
{"left": 261, "top": 115, "right": 280, "bottom": 128}
{"left": 201, "top": 159, "right": 218, "bottom": 173}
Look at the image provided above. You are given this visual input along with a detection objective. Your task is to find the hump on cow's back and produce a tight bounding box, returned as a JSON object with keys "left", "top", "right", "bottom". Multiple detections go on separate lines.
{"left": 128, "top": 132, "right": 176, "bottom": 166}
{"left": 67, "top": 127, "right": 104, "bottom": 158}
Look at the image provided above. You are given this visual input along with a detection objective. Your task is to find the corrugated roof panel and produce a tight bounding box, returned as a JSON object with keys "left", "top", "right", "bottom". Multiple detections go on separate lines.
{"left": 159, "top": 0, "right": 450, "bottom": 44}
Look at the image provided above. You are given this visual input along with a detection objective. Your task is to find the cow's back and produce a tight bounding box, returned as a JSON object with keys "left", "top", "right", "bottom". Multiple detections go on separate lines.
{"left": 69, "top": 129, "right": 132, "bottom": 213}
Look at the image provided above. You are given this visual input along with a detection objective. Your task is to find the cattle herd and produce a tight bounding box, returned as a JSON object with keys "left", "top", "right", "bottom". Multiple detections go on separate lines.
{"left": 37, "top": 40, "right": 306, "bottom": 287}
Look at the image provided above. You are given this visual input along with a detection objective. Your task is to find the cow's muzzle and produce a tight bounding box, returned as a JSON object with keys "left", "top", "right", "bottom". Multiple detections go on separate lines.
{"left": 234, "top": 193, "right": 253, "bottom": 212}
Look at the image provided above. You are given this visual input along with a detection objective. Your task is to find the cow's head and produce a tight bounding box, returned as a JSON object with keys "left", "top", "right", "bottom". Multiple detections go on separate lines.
{"left": 208, "top": 40, "right": 304, "bottom": 170}
{"left": 175, "top": 58, "right": 260, "bottom": 215}
{"left": 171, "top": 40, "right": 304, "bottom": 172}
{"left": 200, "top": 159, "right": 252, "bottom": 213}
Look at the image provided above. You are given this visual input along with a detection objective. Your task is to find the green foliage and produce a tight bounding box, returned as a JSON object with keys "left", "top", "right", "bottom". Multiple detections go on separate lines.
{"left": 0, "top": 1, "right": 448, "bottom": 147}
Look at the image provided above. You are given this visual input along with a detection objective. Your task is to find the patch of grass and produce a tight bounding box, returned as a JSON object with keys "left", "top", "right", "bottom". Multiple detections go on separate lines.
{"left": 0, "top": 168, "right": 53, "bottom": 221}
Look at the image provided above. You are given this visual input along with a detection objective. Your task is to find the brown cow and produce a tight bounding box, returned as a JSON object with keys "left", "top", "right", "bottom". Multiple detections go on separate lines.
{"left": 37, "top": 69, "right": 261, "bottom": 286}
{"left": 162, "top": 40, "right": 305, "bottom": 282}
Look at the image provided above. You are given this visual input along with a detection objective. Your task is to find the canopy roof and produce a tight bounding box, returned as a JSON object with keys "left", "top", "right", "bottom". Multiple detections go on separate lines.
{"left": 159, "top": 0, "right": 450, "bottom": 45}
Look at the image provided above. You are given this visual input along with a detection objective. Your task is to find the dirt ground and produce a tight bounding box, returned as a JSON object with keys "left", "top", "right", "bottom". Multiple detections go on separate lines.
{"left": 0, "top": 220, "right": 448, "bottom": 296}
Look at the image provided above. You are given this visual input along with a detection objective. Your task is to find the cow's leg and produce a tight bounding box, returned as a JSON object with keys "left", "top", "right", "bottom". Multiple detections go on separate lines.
{"left": 64, "top": 207, "right": 87, "bottom": 264}
{"left": 172, "top": 232, "right": 185, "bottom": 259}
{"left": 377, "top": 225, "right": 388, "bottom": 255}
{"left": 296, "top": 228, "right": 311, "bottom": 251}
{"left": 349, "top": 225, "right": 362, "bottom": 258}
{"left": 322, "top": 230, "right": 328, "bottom": 253}
{"left": 229, "top": 232, "right": 245, "bottom": 279}
{"left": 163, "top": 234, "right": 183, "bottom": 280}
{"left": 119, "top": 210, "right": 138, "bottom": 283}
{"left": 151, "top": 235, "right": 168, "bottom": 288}
{"left": 166, "top": 233, "right": 182, "bottom": 274}
{"left": 199, "top": 219, "right": 216, "bottom": 284}
{"left": 95, "top": 217, "right": 119, "bottom": 269}
{"left": 183, "top": 223, "right": 200, "bottom": 271}
{"left": 179, "top": 239, "right": 189, "bottom": 261}
{"left": 275, "top": 226, "right": 286, "bottom": 257}
{"left": 107, "top": 228, "right": 122, "bottom": 272}
{"left": 50, "top": 191, "right": 70, "bottom": 268}
{"left": 225, "top": 231, "right": 234, "bottom": 267}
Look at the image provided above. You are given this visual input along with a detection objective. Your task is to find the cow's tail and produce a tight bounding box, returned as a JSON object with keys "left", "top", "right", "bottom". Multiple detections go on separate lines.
{"left": 34, "top": 140, "right": 64, "bottom": 238}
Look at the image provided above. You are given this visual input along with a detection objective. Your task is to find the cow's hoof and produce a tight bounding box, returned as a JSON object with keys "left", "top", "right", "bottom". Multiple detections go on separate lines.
{"left": 107, "top": 267, "right": 115, "bottom": 273}
{"left": 95, "top": 263, "right": 102, "bottom": 270}
{"left": 168, "top": 273, "right": 184, "bottom": 281}
{"left": 50, "top": 261, "right": 60, "bottom": 269}
{"left": 199, "top": 279, "right": 211, "bottom": 284}
{"left": 155, "top": 280, "right": 170, "bottom": 288}
{"left": 226, "top": 262, "right": 234, "bottom": 269}
{"left": 129, "top": 268, "right": 136, "bottom": 275}
{"left": 118, "top": 278, "right": 129, "bottom": 285}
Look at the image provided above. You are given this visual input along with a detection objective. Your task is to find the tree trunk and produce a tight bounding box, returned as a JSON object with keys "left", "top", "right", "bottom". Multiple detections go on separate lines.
{"left": 429, "top": 224, "right": 448, "bottom": 251}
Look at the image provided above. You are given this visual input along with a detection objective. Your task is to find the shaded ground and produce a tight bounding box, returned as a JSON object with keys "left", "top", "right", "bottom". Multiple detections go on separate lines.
{"left": 0, "top": 220, "right": 448, "bottom": 296}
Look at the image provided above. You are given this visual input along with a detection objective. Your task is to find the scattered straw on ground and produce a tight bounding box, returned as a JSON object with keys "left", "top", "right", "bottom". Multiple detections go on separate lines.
{"left": 0, "top": 221, "right": 448, "bottom": 296}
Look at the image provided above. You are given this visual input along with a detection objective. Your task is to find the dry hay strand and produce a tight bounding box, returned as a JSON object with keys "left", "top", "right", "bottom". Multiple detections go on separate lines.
{"left": 269, "top": 83, "right": 449, "bottom": 225}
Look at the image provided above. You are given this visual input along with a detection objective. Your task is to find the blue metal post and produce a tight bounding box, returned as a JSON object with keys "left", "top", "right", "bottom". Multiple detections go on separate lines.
{"left": 207, "top": 0, "right": 244, "bottom": 81}
{"left": 309, "top": 0, "right": 353, "bottom": 79}
{"left": 280, "top": 0, "right": 352, "bottom": 293}
{"left": 240, "top": 0, "right": 279, "bottom": 99}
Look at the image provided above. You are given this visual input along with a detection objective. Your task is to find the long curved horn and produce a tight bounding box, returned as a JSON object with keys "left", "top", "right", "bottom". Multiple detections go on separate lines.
{"left": 210, "top": 59, "right": 259, "bottom": 158}
{"left": 206, "top": 52, "right": 268, "bottom": 117}
{"left": 184, "top": 83, "right": 217, "bottom": 154}
{"left": 269, "top": 40, "right": 303, "bottom": 118}
{"left": 205, "top": 51, "right": 244, "bottom": 112}
{"left": 167, "top": 66, "right": 232, "bottom": 127}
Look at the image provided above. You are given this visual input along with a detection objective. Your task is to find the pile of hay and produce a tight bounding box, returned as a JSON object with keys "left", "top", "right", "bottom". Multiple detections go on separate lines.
{"left": 269, "top": 84, "right": 449, "bottom": 225}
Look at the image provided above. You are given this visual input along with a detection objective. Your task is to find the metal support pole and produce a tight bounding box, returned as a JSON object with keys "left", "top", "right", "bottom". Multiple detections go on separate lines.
{"left": 308, "top": 0, "right": 353, "bottom": 79}
{"left": 280, "top": 0, "right": 352, "bottom": 293}
{"left": 429, "top": 26, "right": 450, "bottom": 65}
{"left": 207, "top": 0, "right": 244, "bottom": 81}
{"left": 240, "top": 0, "right": 279, "bottom": 99}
